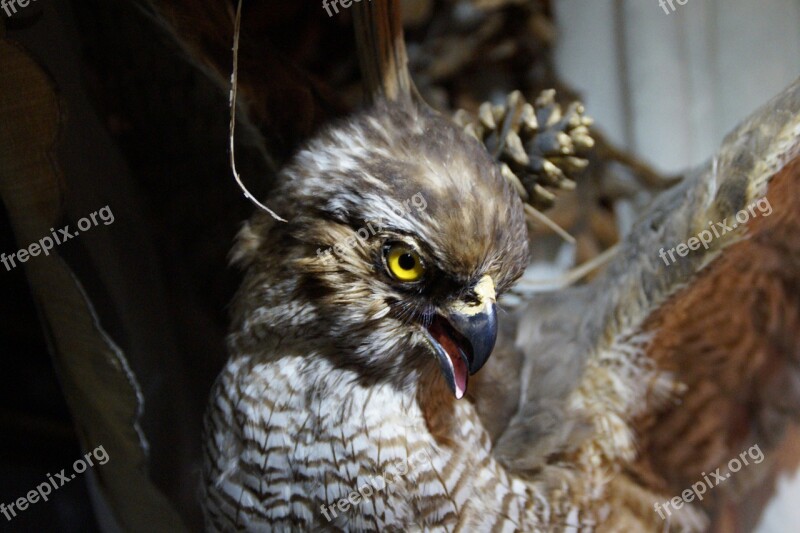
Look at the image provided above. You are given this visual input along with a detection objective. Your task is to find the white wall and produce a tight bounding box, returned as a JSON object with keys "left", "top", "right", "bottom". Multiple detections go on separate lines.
{"left": 554, "top": 0, "right": 800, "bottom": 174}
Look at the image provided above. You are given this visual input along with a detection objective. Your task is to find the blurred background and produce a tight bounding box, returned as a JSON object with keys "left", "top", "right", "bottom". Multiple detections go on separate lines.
{"left": 554, "top": 0, "right": 800, "bottom": 174}
{"left": 1, "top": 0, "right": 799, "bottom": 531}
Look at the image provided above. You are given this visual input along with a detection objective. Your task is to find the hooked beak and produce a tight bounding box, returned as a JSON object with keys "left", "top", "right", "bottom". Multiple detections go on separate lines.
{"left": 423, "top": 275, "right": 498, "bottom": 399}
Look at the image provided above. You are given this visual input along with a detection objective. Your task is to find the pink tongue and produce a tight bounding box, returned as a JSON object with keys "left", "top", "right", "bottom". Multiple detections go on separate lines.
{"left": 451, "top": 352, "right": 468, "bottom": 399}
{"left": 433, "top": 327, "right": 468, "bottom": 399}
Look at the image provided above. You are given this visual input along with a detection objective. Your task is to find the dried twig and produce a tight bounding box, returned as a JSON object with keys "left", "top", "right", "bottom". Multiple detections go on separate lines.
{"left": 523, "top": 204, "right": 576, "bottom": 244}
{"left": 229, "top": 0, "right": 285, "bottom": 222}
{"left": 514, "top": 243, "right": 620, "bottom": 292}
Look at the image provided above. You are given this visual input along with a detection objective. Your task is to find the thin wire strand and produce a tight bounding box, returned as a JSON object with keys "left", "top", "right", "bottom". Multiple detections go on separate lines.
{"left": 229, "top": 0, "right": 286, "bottom": 222}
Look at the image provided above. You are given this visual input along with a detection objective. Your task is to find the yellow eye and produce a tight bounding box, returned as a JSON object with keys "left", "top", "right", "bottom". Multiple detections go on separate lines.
{"left": 385, "top": 244, "right": 425, "bottom": 282}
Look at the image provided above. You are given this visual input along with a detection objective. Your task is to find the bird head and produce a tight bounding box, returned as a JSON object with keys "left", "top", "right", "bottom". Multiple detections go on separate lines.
{"left": 231, "top": 99, "right": 528, "bottom": 399}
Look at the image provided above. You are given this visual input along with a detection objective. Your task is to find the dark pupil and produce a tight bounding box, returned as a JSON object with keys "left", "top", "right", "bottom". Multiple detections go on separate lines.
{"left": 398, "top": 253, "right": 416, "bottom": 271}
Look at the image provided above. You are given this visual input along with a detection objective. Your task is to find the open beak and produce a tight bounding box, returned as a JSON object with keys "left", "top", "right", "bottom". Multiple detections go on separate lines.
{"left": 423, "top": 275, "right": 497, "bottom": 399}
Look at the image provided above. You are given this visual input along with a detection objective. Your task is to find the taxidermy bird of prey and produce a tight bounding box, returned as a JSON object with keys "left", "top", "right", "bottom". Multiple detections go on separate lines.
{"left": 204, "top": 81, "right": 800, "bottom": 530}
{"left": 4, "top": 1, "right": 798, "bottom": 531}
{"left": 200, "top": 5, "right": 800, "bottom": 533}
{"left": 203, "top": 98, "right": 534, "bottom": 530}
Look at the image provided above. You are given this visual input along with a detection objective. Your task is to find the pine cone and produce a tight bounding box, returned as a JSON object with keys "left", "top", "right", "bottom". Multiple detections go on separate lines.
{"left": 454, "top": 90, "right": 594, "bottom": 210}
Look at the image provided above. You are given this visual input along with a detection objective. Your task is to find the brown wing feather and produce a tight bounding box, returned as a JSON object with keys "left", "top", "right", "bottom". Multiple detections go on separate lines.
{"left": 494, "top": 79, "right": 800, "bottom": 531}
{"left": 634, "top": 158, "right": 800, "bottom": 529}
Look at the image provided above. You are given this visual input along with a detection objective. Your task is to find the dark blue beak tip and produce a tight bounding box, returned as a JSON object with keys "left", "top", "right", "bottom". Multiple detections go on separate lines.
{"left": 447, "top": 301, "right": 498, "bottom": 376}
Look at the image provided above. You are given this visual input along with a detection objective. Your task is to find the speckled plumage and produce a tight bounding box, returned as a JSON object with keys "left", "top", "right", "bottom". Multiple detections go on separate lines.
{"left": 203, "top": 99, "right": 541, "bottom": 531}
{"left": 203, "top": 83, "right": 800, "bottom": 532}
